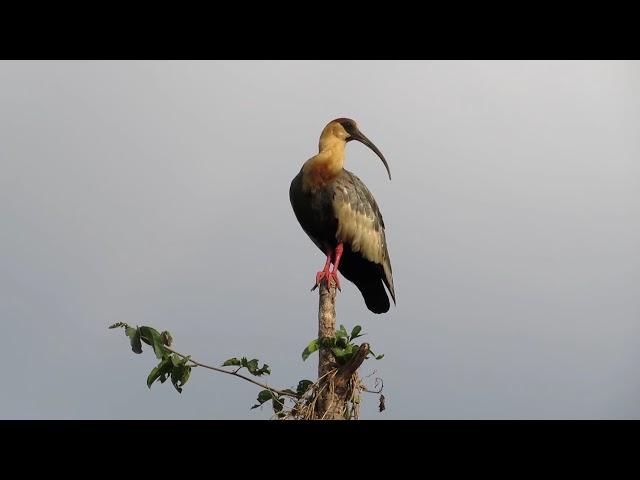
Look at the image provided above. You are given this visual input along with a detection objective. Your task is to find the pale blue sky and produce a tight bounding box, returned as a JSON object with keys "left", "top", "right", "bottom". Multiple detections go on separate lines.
{"left": 1, "top": 60, "right": 639, "bottom": 418}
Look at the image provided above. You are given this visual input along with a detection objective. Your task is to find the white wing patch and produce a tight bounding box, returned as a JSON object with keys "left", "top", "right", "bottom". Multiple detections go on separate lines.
{"left": 334, "top": 199, "right": 385, "bottom": 264}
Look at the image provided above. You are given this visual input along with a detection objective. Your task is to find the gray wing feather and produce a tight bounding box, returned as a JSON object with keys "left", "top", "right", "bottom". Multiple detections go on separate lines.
{"left": 334, "top": 170, "right": 395, "bottom": 302}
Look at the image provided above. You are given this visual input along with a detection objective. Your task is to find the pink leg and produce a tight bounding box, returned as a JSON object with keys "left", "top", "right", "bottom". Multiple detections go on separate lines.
{"left": 312, "top": 250, "right": 333, "bottom": 291}
{"left": 328, "top": 243, "right": 343, "bottom": 291}
{"left": 311, "top": 244, "right": 343, "bottom": 292}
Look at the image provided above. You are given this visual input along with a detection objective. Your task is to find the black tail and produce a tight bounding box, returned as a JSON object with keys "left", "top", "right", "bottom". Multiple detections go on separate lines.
{"left": 338, "top": 247, "right": 394, "bottom": 314}
{"left": 355, "top": 278, "right": 390, "bottom": 314}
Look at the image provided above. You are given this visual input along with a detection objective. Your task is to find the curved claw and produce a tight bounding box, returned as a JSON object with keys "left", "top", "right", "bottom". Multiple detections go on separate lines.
{"left": 329, "top": 271, "right": 341, "bottom": 291}
{"left": 311, "top": 270, "right": 327, "bottom": 291}
{"left": 311, "top": 269, "right": 341, "bottom": 292}
{"left": 311, "top": 248, "right": 342, "bottom": 292}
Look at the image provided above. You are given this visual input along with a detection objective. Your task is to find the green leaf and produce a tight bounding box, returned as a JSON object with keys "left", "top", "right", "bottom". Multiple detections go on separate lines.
{"left": 319, "top": 337, "right": 336, "bottom": 348}
{"left": 350, "top": 325, "right": 362, "bottom": 340}
{"left": 342, "top": 344, "right": 355, "bottom": 361}
{"left": 222, "top": 357, "right": 241, "bottom": 367}
{"left": 297, "top": 380, "right": 313, "bottom": 396}
{"left": 367, "top": 348, "right": 385, "bottom": 361}
{"left": 337, "top": 325, "right": 349, "bottom": 339}
{"left": 147, "top": 356, "right": 173, "bottom": 389}
{"left": 171, "top": 364, "right": 188, "bottom": 393}
{"left": 171, "top": 373, "right": 183, "bottom": 393}
{"left": 147, "top": 365, "right": 161, "bottom": 389}
{"left": 336, "top": 336, "right": 348, "bottom": 348}
{"left": 224, "top": 356, "right": 269, "bottom": 375}
{"left": 331, "top": 347, "right": 346, "bottom": 358}
{"left": 138, "top": 326, "right": 152, "bottom": 344}
{"left": 245, "top": 359, "right": 270, "bottom": 376}
{"left": 159, "top": 368, "right": 170, "bottom": 383}
{"left": 246, "top": 358, "right": 259, "bottom": 373}
{"left": 150, "top": 332, "right": 166, "bottom": 359}
{"left": 257, "top": 390, "right": 272, "bottom": 403}
{"left": 272, "top": 397, "right": 285, "bottom": 413}
{"left": 125, "top": 327, "right": 143, "bottom": 354}
{"left": 180, "top": 365, "right": 191, "bottom": 387}
{"left": 302, "top": 339, "right": 319, "bottom": 361}
{"left": 139, "top": 326, "right": 165, "bottom": 359}
{"left": 251, "top": 389, "right": 274, "bottom": 409}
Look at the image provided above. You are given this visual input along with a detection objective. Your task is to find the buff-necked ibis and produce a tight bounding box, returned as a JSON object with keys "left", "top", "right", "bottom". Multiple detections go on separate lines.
{"left": 289, "top": 118, "right": 395, "bottom": 314}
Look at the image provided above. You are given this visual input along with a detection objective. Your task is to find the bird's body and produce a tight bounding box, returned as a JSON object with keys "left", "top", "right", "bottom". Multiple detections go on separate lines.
{"left": 289, "top": 118, "right": 395, "bottom": 314}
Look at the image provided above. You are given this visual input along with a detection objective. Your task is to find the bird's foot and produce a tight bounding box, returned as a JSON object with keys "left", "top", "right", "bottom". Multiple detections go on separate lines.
{"left": 329, "top": 270, "right": 341, "bottom": 291}
{"left": 311, "top": 268, "right": 341, "bottom": 292}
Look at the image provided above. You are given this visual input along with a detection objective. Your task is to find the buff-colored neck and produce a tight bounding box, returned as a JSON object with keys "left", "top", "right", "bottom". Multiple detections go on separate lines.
{"left": 302, "top": 129, "right": 346, "bottom": 190}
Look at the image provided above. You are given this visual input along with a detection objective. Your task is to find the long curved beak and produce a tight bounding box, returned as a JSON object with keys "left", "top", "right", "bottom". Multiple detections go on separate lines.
{"left": 349, "top": 129, "right": 392, "bottom": 180}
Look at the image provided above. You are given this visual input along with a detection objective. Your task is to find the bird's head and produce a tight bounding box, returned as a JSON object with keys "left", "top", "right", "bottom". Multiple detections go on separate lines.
{"left": 319, "top": 118, "right": 391, "bottom": 180}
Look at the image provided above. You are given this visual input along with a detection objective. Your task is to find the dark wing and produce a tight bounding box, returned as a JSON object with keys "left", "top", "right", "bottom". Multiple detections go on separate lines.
{"left": 332, "top": 170, "right": 395, "bottom": 309}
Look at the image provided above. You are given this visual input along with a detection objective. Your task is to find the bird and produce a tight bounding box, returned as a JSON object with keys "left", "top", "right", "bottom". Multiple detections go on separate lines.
{"left": 289, "top": 118, "right": 395, "bottom": 314}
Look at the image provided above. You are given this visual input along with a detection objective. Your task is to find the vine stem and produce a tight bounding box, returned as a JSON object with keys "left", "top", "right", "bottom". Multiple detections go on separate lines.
{"left": 163, "top": 346, "right": 300, "bottom": 399}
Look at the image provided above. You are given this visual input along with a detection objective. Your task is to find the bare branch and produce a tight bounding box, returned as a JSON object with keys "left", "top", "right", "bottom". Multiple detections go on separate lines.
{"left": 314, "top": 280, "right": 372, "bottom": 419}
